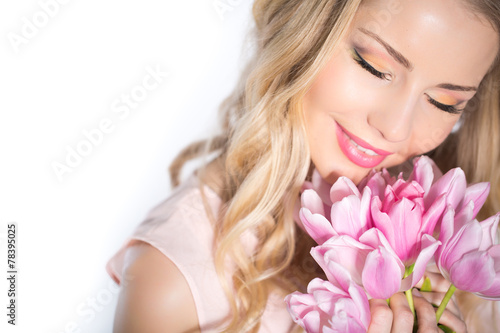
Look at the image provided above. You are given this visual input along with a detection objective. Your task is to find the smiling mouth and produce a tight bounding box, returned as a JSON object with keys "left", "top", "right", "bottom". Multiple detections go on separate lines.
{"left": 347, "top": 136, "right": 379, "bottom": 156}
{"left": 335, "top": 122, "right": 392, "bottom": 168}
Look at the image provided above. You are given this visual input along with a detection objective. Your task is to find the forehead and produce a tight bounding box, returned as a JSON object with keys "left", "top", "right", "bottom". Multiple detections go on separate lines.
{"left": 350, "top": 0, "right": 499, "bottom": 85}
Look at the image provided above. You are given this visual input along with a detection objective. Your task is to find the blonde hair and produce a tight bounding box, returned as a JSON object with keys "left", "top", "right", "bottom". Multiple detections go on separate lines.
{"left": 169, "top": 0, "right": 500, "bottom": 332}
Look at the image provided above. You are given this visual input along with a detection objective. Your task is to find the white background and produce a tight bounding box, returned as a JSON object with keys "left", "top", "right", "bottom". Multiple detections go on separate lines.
{"left": 0, "top": 0, "right": 254, "bottom": 332}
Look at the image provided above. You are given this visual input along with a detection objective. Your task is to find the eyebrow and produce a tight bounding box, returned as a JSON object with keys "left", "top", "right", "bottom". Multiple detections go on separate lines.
{"left": 359, "top": 27, "right": 414, "bottom": 71}
{"left": 358, "top": 27, "right": 478, "bottom": 92}
{"left": 436, "top": 83, "right": 477, "bottom": 92}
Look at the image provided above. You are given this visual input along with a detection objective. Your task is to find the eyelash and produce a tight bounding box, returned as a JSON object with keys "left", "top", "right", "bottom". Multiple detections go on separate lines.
{"left": 353, "top": 49, "right": 390, "bottom": 80}
{"left": 352, "top": 49, "right": 464, "bottom": 114}
{"left": 425, "top": 95, "right": 463, "bottom": 114}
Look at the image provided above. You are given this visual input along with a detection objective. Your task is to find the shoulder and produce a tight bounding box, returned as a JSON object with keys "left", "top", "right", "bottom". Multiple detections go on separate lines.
{"left": 112, "top": 241, "right": 201, "bottom": 333}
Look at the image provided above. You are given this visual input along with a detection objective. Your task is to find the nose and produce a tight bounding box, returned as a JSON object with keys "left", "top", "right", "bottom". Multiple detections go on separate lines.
{"left": 367, "top": 90, "right": 417, "bottom": 143}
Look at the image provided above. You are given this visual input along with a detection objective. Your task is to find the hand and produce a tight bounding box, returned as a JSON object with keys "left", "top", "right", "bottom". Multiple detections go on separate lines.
{"left": 413, "top": 288, "right": 467, "bottom": 333}
{"left": 368, "top": 293, "right": 414, "bottom": 333}
{"left": 415, "top": 270, "right": 461, "bottom": 317}
{"left": 414, "top": 270, "right": 467, "bottom": 332}
{"left": 367, "top": 290, "right": 467, "bottom": 333}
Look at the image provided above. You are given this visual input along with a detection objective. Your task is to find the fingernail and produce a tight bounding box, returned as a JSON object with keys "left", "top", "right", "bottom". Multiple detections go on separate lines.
{"left": 412, "top": 289, "right": 422, "bottom": 297}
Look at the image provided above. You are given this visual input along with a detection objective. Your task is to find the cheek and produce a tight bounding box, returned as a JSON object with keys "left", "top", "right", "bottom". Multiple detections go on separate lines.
{"left": 308, "top": 53, "right": 374, "bottom": 117}
{"left": 411, "top": 113, "right": 460, "bottom": 154}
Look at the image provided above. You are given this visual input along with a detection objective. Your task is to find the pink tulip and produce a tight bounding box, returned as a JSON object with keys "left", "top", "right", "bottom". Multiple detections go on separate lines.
{"left": 285, "top": 262, "right": 371, "bottom": 333}
{"left": 310, "top": 229, "right": 439, "bottom": 299}
{"left": 415, "top": 155, "right": 490, "bottom": 222}
{"left": 300, "top": 175, "right": 372, "bottom": 243}
{"left": 370, "top": 183, "right": 426, "bottom": 264}
{"left": 302, "top": 169, "right": 335, "bottom": 220}
{"left": 436, "top": 204, "right": 500, "bottom": 300}
{"left": 301, "top": 157, "right": 444, "bottom": 259}
{"left": 329, "top": 178, "right": 372, "bottom": 240}
{"left": 300, "top": 189, "right": 337, "bottom": 245}
{"left": 407, "top": 155, "right": 443, "bottom": 194}
{"left": 368, "top": 157, "right": 449, "bottom": 265}
{"left": 298, "top": 155, "right": 495, "bottom": 304}
{"left": 358, "top": 168, "right": 397, "bottom": 198}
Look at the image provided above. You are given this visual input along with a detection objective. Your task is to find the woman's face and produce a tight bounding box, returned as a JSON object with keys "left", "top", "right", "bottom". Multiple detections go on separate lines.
{"left": 303, "top": 0, "right": 498, "bottom": 185}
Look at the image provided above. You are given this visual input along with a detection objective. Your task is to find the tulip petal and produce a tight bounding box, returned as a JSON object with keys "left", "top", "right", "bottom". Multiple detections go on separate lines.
{"left": 359, "top": 228, "right": 403, "bottom": 269}
{"left": 453, "top": 200, "right": 474, "bottom": 232}
{"left": 370, "top": 197, "right": 396, "bottom": 248}
{"left": 313, "top": 284, "right": 346, "bottom": 301}
{"left": 381, "top": 168, "right": 397, "bottom": 185}
{"left": 286, "top": 276, "right": 371, "bottom": 333}
{"left": 488, "top": 245, "right": 500, "bottom": 271}
{"left": 311, "top": 169, "right": 333, "bottom": 205}
{"left": 425, "top": 168, "right": 466, "bottom": 211}
{"left": 441, "top": 220, "right": 482, "bottom": 269}
{"left": 359, "top": 187, "right": 372, "bottom": 230}
{"left": 479, "top": 213, "right": 500, "bottom": 251}
{"left": 326, "top": 260, "right": 353, "bottom": 293}
{"left": 328, "top": 298, "right": 368, "bottom": 333}
{"left": 311, "top": 236, "right": 371, "bottom": 285}
{"left": 393, "top": 180, "right": 425, "bottom": 201}
{"left": 284, "top": 291, "right": 317, "bottom": 326}
{"left": 362, "top": 172, "right": 388, "bottom": 198}
{"left": 286, "top": 291, "right": 315, "bottom": 310}
{"left": 330, "top": 176, "right": 360, "bottom": 203}
{"left": 401, "top": 234, "right": 441, "bottom": 291}
{"left": 475, "top": 246, "right": 500, "bottom": 300}
{"left": 299, "top": 208, "right": 337, "bottom": 245}
{"left": 387, "top": 198, "right": 422, "bottom": 263}
{"left": 362, "top": 247, "right": 402, "bottom": 299}
{"left": 313, "top": 271, "right": 370, "bottom": 332}
{"left": 409, "top": 155, "right": 438, "bottom": 193}
{"left": 421, "top": 193, "right": 447, "bottom": 236}
{"left": 347, "top": 283, "right": 371, "bottom": 330}
{"left": 302, "top": 189, "right": 326, "bottom": 216}
{"left": 330, "top": 196, "right": 364, "bottom": 239}
{"left": 436, "top": 205, "right": 456, "bottom": 264}
{"left": 475, "top": 277, "right": 500, "bottom": 301}
{"left": 449, "top": 251, "right": 495, "bottom": 292}
{"left": 461, "top": 182, "right": 490, "bottom": 218}
{"left": 302, "top": 310, "right": 323, "bottom": 332}
{"left": 382, "top": 185, "right": 397, "bottom": 212}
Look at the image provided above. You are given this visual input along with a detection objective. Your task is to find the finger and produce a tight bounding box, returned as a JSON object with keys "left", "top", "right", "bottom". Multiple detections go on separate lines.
{"left": 368, "top": 298, "right": 393, "bottom": 333}
{"left": 419, "top": 291, "right": 461, "bottom": 318}
{"left": 413, "top": 289, "right": 440, "bottom": 333}
{"left": 437, "top": 308, "right": 468, "bottom": 333}
{"left": 389, "top": 293, "right": 414, "bottom": 333}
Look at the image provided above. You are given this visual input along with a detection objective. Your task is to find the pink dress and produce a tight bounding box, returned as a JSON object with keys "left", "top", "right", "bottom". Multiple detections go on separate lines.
{"left": 106, "top": 174, "right": 296, "bottom": 332}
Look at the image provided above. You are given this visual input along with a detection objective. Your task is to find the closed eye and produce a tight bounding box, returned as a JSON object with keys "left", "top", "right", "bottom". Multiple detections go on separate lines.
{"left": 425, "top": 95, "right": 463, "bottom": 114}
{"left": 352, "top": 49, "right": 390, "bottom": 80}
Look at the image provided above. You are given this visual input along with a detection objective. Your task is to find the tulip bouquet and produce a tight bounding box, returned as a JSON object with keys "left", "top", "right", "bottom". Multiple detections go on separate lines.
{"left": 285, "top": 156, "right": 500, "bottom": 332}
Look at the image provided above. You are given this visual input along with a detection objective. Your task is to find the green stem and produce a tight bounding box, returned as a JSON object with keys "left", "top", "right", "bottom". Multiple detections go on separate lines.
{"left": 435, "top": 284, "right": 457, "bottom": 323}
{"left": 403, "top": 265, "right": 415, "bottom": 316}
{"left": 405, "top": 288, "right": 415, "bottom": 316}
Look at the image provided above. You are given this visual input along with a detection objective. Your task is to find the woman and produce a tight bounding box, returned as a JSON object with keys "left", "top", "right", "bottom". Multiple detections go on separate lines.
{"left": 107, "top": 0, "right": 500, "bottom": 331}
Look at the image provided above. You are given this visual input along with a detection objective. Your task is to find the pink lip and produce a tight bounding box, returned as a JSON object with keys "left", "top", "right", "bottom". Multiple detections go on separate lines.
{"left": 335, "top": 122, "right": 392, "bottom": 168}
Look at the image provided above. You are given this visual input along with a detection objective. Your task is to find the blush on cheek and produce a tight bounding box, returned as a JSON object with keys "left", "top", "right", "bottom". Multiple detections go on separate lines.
{"left": 416, "top": 127, "right": 453, "bottom": 154}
